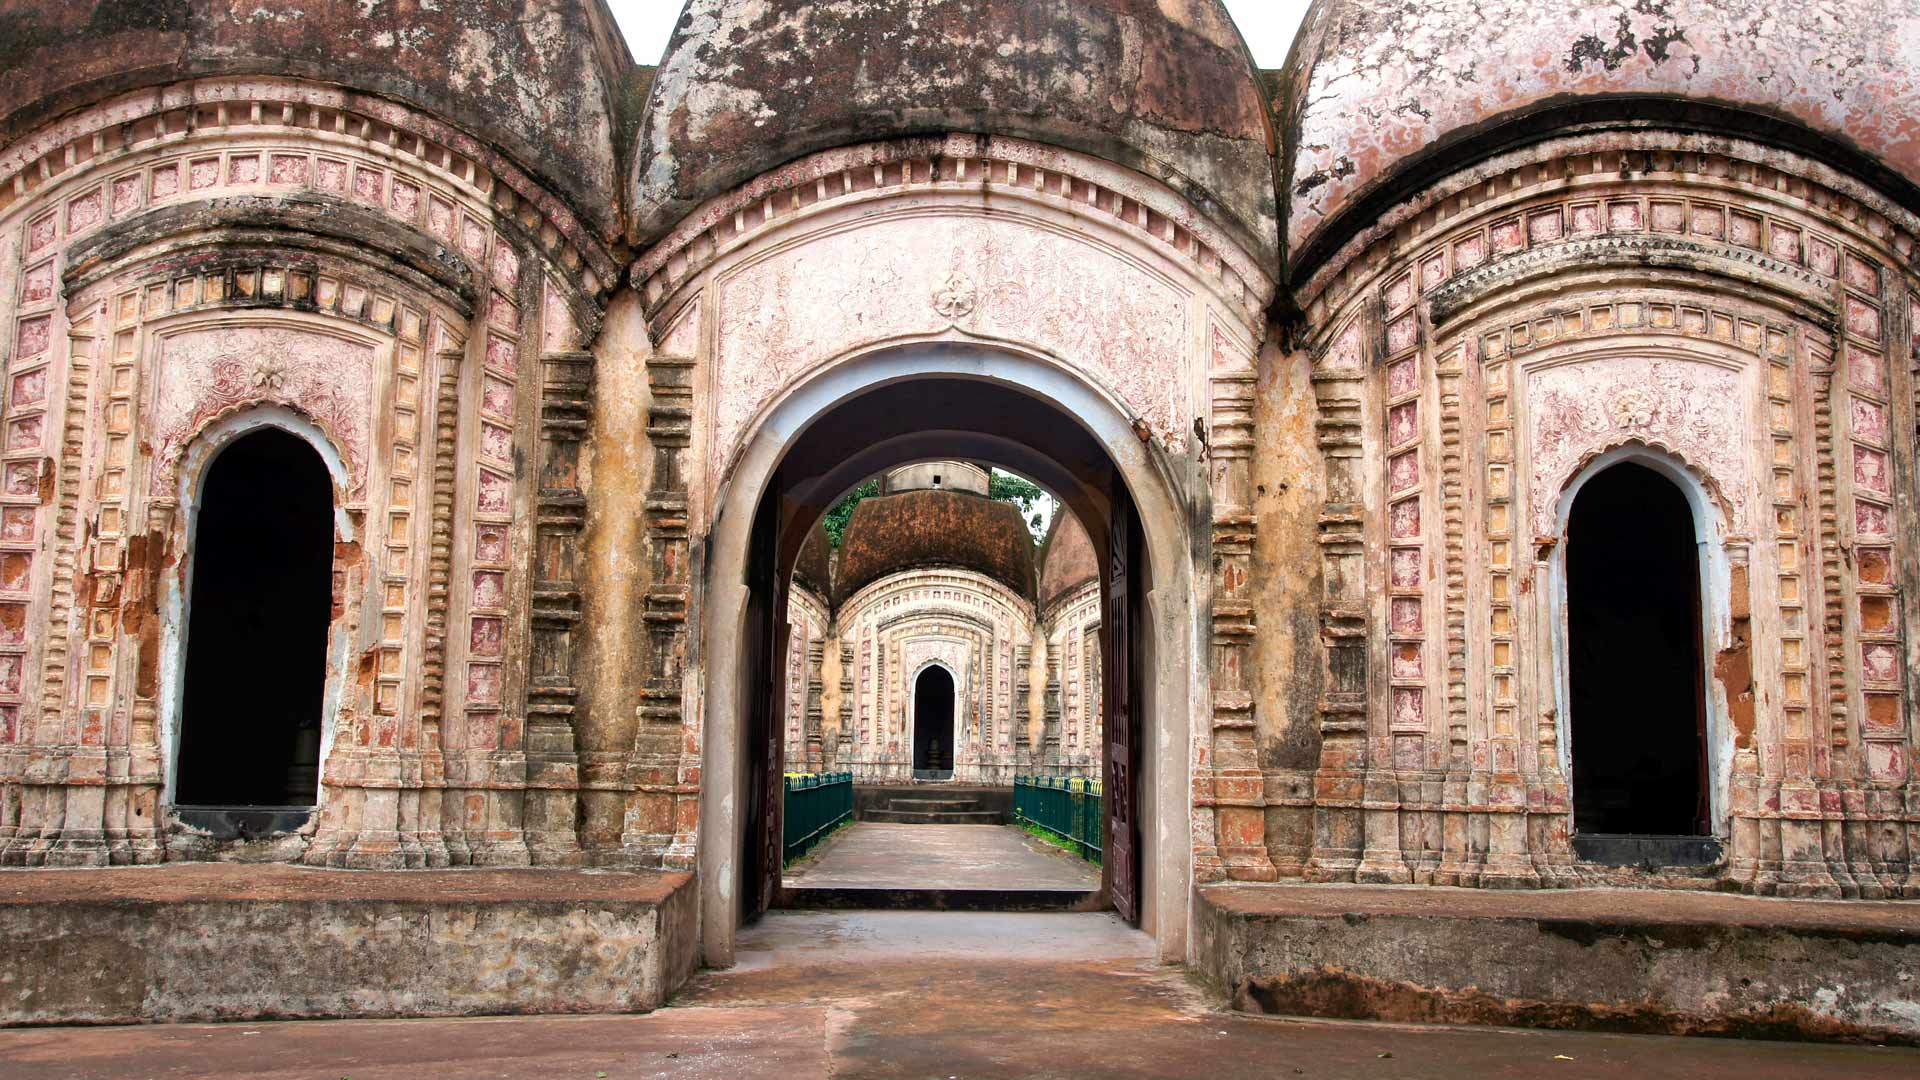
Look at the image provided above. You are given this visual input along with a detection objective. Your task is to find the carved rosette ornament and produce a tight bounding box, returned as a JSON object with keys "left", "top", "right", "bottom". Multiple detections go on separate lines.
{"left": 1612, "top": 387, "right": 1658, "bottom": 430}
{"left": 931, "top": 270, "right": 977, "bottom": 323}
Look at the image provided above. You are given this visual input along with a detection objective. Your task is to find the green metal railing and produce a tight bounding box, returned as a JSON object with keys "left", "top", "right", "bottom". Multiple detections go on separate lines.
{"left": 782, "top": 771, "right": 853, "bottom": 864}
{"left": 1014, "top": 774, "right": 1102, "bottom": 864}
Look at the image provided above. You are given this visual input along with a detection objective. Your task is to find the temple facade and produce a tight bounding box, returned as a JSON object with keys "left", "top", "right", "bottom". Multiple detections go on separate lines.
{"left": 1, "top": 0, "right": 1918, "bottom": 970}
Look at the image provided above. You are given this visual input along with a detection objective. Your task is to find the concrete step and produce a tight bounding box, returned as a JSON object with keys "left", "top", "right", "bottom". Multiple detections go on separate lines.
{"left": 884, "top": 797, "right": 991, "bottom": 812}
{"left": 780, "top": 886, "right": 1101, "bottom": 912}
{"left": 861, "top": 809, "right": 1008, "bottom": 825}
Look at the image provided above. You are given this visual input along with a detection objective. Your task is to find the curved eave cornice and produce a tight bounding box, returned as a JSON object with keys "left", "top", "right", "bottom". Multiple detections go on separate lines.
{"left": 1291, "top": 123, "right": 1920, "bottom": 309}
{"left": 63, "top": 195, "right": 479, "bottom": 319}
{"left": 0, "top": 77, "right": 620, "bottom": 301}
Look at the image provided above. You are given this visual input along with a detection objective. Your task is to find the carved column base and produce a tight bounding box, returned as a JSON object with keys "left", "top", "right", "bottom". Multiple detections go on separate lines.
{"left": 524, "top": 722, "right": 584, "bottom": 866}
{"left": 1353, "top": 857, "right": 1411, "bottom": 883}
{"left": 524, "top": 806, "right": 585, "bottom": 866}
{"left": 1354, "top": 771, "right": 1409, "bottom": 883}
{"left": 40, "top": 837, "right": 110, "bottom": 867}
{"left": 1214, "top": 770, "right": 1277, "bottom": 881}
{"left": 1478, "top": 791, "right": 1539, "bottom": 889}
{"left": 1191, "top": 850, "right": 1228, "bottom": 885}
{"left": 1773, "top": 812, "right": 1842, "bottom": 897}
{"left": 1819, "top": 811, "right": 1862, "bottom": 897}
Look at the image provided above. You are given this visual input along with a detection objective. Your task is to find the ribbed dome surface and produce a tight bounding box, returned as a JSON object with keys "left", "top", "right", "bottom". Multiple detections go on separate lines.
{"left": 630, "top": 0, "right": 1279, "bottom": 267}
{"left": 792, "top": 523, "right": 833, "bottom": 598}
{"left": 1037, "top": 512, "right": 1098, "bottom": 610}
{"left": 0, "top": 0, "right": 629, "bottom": 241}
{"left": 1280, "top": 0, "right": 1920, "bottom": 277}
{"left": 834, "top": 489, "right": 1037, "bottom": 604}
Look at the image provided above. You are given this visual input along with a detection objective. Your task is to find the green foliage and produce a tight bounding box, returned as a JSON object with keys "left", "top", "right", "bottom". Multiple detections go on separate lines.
{"left": 822, "top": 479, "right": 879, "bottom": 548}
{"left": 989, "top": 471, "right": 1049, "bottom": 543}
{"left": 988, "top": 471, "right": 1046, "bottom": 510}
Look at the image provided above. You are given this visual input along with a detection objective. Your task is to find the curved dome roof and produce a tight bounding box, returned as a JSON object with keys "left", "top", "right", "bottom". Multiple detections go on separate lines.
{"left": 0, "top": 0, "right": 630, "bottom": 243}
{"left": 1037, "top": 512, "right": 1098, "bottom": 611}
{"left": 1281, "top": 0, "right": 1920, "bottom": 278}
{"left": 834, "top": 489, "right": 1037, "bottom": 605}
{"left": 793, "top": 522, "right": 834, "bottom": 598}
{"left": 631, "top": 0, "right": 1279, "bottom": 267}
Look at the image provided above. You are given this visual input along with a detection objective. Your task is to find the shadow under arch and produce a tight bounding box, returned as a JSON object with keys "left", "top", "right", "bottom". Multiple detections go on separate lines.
{"left": 159, "top": 405, "right": 356, "bottom": 819}
{"left": 1548, "top": 443, "right": 1733, "bottom": 843}
{"left": 700, "top": 342, "right": 1198, "bottom": 967}
{"left": 909, "top": 659, "right": 959, "bottom": 777}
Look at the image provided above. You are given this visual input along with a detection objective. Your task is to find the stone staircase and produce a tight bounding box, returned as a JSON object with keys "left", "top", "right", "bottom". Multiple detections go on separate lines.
{"left": 855, "top": 785, "right": 1011, "bottom": 825}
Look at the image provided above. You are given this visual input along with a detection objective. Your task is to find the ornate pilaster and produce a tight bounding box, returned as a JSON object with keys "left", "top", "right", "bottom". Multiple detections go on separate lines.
{"left": 625, "top": 352, "right": 697, "bottom": 869}
{"left": 1782, "top": 340, "right": 1845, "bottom": 896}
{"left": 1205, "top": 325, "right": 1273, "bottom": 881}
{"left": 837, "top": 641, "right": 856, "bottom": 769}
{"left": 522, "top": 347, "right": 593, "bottom": 864}
{"left": 804, "top": 637, "right": 825, "bottom": 772}
{"left": 1307, "top": 319, "right": 1369, "bottom": 881}
{"left": 421, "top": 344, "right": 466, "bottom": 865}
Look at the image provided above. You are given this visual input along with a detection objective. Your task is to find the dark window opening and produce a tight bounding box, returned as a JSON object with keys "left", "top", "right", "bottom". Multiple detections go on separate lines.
{"left": 912, "top": 666, "right": 954, "bottom": 775}
{"left": 175, "top": 427, "right": 334, "bottom": 807}
{"left": 1566, "top": 461, "right": 1708, "bottom": 836}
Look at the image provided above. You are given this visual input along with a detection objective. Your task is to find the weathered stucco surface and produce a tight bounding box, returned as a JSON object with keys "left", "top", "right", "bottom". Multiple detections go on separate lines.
{"left": 0, "top": 865, "right": 697, "bottom": 1024}
{"left": 1248, "top": 337, "right": 1325, "bottom": 873}
{"left": 631, "top": 0, "right": 1279, "bottom": 267}
{"left": 1199, "top": 884, "right": 1920, "bottom": 1042}
{"left": 0, "top": 0, "right": 631, "bottom": 242}
{"left": 1282, "top": 0, "right": 1920, "bottom": 273}
{"left": 834, "top": 489, "right": 1036, "bottom": 604}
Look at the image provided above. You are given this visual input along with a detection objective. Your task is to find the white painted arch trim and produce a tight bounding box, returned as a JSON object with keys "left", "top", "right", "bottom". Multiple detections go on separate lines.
{"left": 698, "top": 342, "right": 1198, "bottom": 968}
{"left": 907, "top": 658, "right": 960, "bottom": 774}
{"left": 1547, "top": 444, "right": 1734, "bottom": 837}
{"left": 158, "top": 405, "right": 356, "bottom": 811}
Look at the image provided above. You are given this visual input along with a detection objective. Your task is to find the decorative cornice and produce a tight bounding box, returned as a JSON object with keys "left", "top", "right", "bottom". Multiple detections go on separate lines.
{"left": 1431, "top": 234, "right": 1837, "bottom": 328}
{"left": 0, "top": 77, "right": 617, "bottom": 295}
{"left": 61, "top": 195, "right": 478, "bottom": 316}
{"left": 631, "top": 135, "right": 1274, "bottom": 332}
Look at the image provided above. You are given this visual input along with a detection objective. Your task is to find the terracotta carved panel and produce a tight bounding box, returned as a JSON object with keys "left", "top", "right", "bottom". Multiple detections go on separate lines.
{"left": 713, "top": 214, "right": 1190, "bottom": 474}
{"left": 151, "top": 324, "right": 376, "bottom": 492}
{"left": 1525, "top": 355, "right": 1749, "bottom": 534}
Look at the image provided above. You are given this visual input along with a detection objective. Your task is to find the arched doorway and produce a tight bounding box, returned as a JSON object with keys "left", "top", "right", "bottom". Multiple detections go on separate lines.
{"left": 174, "top": 427, "right": 334, "bottom": 808}
{"left": 1564, "top": 460, "right": 1709, "bottom": 836}
{"left": 911, "top": 665, "right": 955, "bottom": 778}
{"left": 703, "top": 344, "right": 1195, "bottom": 966}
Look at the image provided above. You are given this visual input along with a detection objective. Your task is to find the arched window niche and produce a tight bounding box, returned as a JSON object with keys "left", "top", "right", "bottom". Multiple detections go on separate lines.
{"left": 911, "top": 660, "right": 957, "bottom": 779}
{"left": 1550, "top": 446, "right": 1733, "bottom": 860}
{"left": 161, "top": 407, "right": 352, "bottom": 833}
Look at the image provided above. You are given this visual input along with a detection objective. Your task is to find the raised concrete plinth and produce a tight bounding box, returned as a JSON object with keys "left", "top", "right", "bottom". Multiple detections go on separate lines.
{"left": 0, "top": 865, "right": 697, "bottom": 1025}
{"left": 1197, "top": 883, "right": 1920, "bottom": 1045}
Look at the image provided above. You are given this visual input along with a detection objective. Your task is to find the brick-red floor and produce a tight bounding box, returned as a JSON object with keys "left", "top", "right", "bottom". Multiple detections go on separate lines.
{"left": 4, "top": 911, "right": 1915, "bottom": 1079}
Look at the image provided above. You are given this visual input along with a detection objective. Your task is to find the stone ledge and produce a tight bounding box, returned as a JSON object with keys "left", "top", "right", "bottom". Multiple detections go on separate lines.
{"left": 1197, "top": 883, "right": 1920, "bottom": 1045}
{"left": 0, "top": 866, "right": 697, "bottom": 1025}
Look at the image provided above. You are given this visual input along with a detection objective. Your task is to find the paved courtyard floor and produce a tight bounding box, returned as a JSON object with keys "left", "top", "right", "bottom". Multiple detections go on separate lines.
{"left": 784, "top": 822, "right": 1100, "bottom": 891}
{"left": 3, "top": 910, "right": 1915, "bottom": 1079}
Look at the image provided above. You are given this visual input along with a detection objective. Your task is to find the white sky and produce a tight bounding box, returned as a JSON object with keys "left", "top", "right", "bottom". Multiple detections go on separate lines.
{"left": 606, "top": 1, "right": 1311, "bottom": 67}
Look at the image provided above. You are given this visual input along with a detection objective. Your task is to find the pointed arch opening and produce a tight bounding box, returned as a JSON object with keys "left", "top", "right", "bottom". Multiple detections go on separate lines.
{"left": 911, "top": 663, "right": 956, "bottom": 778}
{"left": 174, "top": 426, "right": 335, "bottom": 808}
{"left": 1564, "top": 460, "right": 1709, "bottom": 837}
